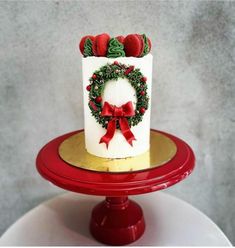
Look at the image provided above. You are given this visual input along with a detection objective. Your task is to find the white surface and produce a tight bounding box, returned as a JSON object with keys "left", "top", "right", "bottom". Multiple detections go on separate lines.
{"left": 82, "top": 55, "right": 153, "bottom": 158}
{"left": 0, "top": 192, "right": 231, "bottom": 246}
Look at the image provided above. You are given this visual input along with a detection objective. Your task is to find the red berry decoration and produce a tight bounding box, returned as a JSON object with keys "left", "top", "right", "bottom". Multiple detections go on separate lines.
{"left": 95, "top": 33, "right": 110, "bottom": 56}
{"left": 141, "top": 76, "right": 147, "bottom": 82}
{"left": 124, "top": 66, "right": 135, "bottom": 75}
{"left": 114, "top": 61, "right": 119, "bottom": 65}
{"left": 79, "top": 35, "right": 94, "bottom": 55}
{"left": 140, "top": 107, "right": 146, "bottom": 114}
{"left": 124, "top": 34, "right": 144, "bottom": 57}
{"left": 89, "top": 100, "right": 98, "bottom": 111}
{"left": 86, "top": 85, "right": 91, "bottom": 91}
{"left": 95, "top": 96, "right": 102, "bottom": 103}
{"left": 92, "top": 74, "right": 97, "bottom": 79}
{"left": 140, "top": 91, "right": 145, "bottom": 96}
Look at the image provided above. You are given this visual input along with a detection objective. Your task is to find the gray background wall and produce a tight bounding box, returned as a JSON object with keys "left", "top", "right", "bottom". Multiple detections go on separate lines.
{"left": 0, "top": 0, "right": 234, "bottom": 245}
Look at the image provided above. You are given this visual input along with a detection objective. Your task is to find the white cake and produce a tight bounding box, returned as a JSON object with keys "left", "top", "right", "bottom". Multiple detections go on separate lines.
{"left": 80, "top": 33, "right": 152, "bottom": 158}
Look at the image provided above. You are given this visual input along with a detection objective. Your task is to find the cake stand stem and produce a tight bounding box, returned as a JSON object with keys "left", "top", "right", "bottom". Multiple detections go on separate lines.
{"left": 90, "top": 196, "right": 145, "bottom": 245}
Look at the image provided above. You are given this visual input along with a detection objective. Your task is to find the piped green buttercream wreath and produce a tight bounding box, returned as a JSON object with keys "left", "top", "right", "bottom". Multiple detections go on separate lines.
{"left": 87, "top": 61, "right": 149, "bottom": 129}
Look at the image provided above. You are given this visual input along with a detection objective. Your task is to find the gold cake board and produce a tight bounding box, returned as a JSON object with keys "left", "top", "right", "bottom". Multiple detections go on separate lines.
{"left": 58, "top": 130, "right": 177, "bottom": 173}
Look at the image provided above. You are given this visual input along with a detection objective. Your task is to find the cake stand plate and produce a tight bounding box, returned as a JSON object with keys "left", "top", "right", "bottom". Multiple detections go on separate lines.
{"left": 36, "top": 129, "right": 195, "bottom": 245}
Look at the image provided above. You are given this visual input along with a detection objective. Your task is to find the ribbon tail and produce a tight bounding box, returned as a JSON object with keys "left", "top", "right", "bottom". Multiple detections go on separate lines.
{"left": 99, "top": 119, "right": 116, "bottom": 149}
{"left": 119, "top": 118, "right": 136, "bottom": 146}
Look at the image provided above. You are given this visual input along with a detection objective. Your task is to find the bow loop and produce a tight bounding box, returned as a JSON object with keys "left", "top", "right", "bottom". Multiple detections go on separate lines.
{"left": 101, "top": 101, "right": 135, "bottom": 117}
{"left": 121, "top": 101, "right": 135, "bottom": 116}
{"left": 101, "top": 102, "right": 113, "bottom": 116}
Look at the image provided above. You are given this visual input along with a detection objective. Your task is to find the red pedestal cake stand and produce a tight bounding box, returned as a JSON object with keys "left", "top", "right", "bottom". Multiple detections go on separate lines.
{"left": 36, "top": 129, "right": 195, "bottom": 245}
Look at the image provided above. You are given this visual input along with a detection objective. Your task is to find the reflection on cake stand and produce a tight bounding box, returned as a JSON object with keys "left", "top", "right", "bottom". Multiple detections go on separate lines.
{"left": 36, "top": 129, "right": 195, "bottom": 245}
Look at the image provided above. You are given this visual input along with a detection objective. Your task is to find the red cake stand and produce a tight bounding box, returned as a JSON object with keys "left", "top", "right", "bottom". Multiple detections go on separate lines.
{"left": 36, "top": 129, "right": 195, "bottom": 245}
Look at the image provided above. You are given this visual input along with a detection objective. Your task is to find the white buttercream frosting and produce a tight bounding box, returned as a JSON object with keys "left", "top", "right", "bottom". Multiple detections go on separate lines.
{"left": 82, "top": 54, "right": 153, "bottom": 158}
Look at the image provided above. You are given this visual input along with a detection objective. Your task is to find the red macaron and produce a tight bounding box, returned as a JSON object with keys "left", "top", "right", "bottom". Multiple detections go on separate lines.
{"left": 124, "top": 34, "right": 144, "bottom": 57}
{"left": 139, "top": 34, "right": 152, "bottom": 56}
{"left": 79, "top": 35, "right": 94, "bottom": 55}
{"left": 93, "top": 33, "right": 110, "bottom": 57}
{"left": 136, "top": 34, "right": 145, "bottom": 56}
{"left": 116, "top": 35, "right": 125, "bottom": 45}
{"left": 92, "top": 37, "right": 98, "bottom": 56}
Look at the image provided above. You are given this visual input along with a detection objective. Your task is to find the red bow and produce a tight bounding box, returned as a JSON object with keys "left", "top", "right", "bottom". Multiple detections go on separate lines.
{"left": 99, "top": 101, "right": 136, "bottom": 148}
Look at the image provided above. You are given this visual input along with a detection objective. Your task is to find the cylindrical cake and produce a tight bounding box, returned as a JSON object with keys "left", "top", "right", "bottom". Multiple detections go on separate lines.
{"left": 82, "top": 54, "right": 153, "bottom": 158}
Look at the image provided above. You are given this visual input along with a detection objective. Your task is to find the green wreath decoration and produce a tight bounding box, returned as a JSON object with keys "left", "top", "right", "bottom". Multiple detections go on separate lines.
{"left": 86, "top": 61, "right": 149, "bottom": 129}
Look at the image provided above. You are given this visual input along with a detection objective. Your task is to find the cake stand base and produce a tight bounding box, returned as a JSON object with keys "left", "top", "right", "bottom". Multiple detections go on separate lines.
{"left": 36, "top": 129, "right": 195, "bottom": 246}
{"left": 90, "top": 196, "right": 145, "bottom": 245}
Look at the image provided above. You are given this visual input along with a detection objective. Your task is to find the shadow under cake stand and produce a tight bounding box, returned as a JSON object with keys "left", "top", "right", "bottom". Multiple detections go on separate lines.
{"left": 36, "top": 129, "right": 195, "bottom": 245}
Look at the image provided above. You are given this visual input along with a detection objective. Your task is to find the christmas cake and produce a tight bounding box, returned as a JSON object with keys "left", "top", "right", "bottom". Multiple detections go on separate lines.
{"left": 79, "top": 33, "right": 153, "bottom": 158}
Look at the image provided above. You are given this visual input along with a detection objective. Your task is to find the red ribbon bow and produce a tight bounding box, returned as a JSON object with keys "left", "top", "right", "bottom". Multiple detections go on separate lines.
{"left": 99, "top": 101, "right": 136, "bottom": 148}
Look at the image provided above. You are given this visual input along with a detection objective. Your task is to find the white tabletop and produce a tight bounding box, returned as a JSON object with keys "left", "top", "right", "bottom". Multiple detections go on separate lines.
{"left": 0, "top": 192, "right": 232, "bottom": 246}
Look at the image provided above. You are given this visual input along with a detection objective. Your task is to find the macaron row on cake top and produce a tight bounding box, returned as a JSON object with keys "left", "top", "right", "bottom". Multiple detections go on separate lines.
{"left": 79, "top": 33, "right": 153, "bottom": 158}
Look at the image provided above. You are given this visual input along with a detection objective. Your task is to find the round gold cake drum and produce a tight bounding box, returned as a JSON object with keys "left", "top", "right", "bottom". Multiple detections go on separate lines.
{"left": 58, "top": 131, "right": 177, "bottom": 173}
